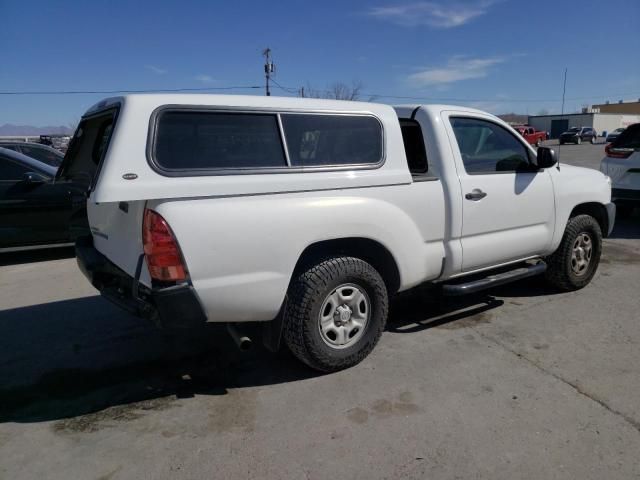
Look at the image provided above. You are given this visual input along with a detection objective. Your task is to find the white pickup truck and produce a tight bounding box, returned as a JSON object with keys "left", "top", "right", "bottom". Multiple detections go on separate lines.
{"left": 59, "top": 94, "right": 615, "bottom": 372}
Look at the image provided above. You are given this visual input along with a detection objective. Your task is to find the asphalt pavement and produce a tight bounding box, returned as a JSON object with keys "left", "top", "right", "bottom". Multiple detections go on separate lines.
{"left": 1, "top": 141, "right": 639, "bottom": 479}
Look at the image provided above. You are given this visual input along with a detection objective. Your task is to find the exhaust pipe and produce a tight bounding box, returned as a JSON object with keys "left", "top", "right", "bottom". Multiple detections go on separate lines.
{"left": 227, "top": 323, "right": 252, "bottom": 351}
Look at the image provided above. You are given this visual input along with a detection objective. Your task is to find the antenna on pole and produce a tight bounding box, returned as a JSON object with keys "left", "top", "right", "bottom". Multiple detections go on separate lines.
{"left": 558, "top": 67, "right": 568, "bottom": 170}
{"left": 262, "top": 48, "right": 275, "bottom": 96}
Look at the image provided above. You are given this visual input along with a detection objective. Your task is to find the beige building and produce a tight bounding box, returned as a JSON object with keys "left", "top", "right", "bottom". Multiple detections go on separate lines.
{"left": 592, "top": 100, "right": 640, "bottom": 115}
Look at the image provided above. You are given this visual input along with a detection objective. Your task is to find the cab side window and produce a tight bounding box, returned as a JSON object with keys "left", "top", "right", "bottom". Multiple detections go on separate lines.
{"left": 450, "top": 117, "right": 531, "bottom": 174}
{"left": 400, "top": 119, "right": 428, "bottom": 175}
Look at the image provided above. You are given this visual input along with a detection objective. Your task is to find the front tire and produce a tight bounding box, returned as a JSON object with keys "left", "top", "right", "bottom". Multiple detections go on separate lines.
{"left": 283, "top": 257, "right": 388, "bottom": 372}
{"left": 545, "top": 215, "right": 602, "bottom": 291}
{"left": 576, "top": 137, "right": 582, "bottom": 145}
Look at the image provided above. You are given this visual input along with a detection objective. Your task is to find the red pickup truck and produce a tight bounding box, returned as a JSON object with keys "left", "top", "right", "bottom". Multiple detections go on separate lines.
{"left": 512, "top": 125, "right": 547, "bottom": 147}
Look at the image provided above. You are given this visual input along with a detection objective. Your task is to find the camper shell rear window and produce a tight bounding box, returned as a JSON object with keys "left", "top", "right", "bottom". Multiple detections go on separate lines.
{"left": 148, "top": 107, "right": 384, "bottom": 175}
{"left": 56, "top": 108, "right": 118, "bottom": 189}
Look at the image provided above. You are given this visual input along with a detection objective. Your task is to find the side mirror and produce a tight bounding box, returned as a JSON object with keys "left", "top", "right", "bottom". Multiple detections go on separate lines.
{"left": 535, "top": 147, "right": 557, "bottom": 169}
{"left": 22, "top": 171, "right": 49, "bottom": 184}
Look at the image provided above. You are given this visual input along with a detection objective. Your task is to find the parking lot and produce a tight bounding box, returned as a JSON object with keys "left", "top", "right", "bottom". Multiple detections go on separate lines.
{"left": 1, "top": 141, "right": 638, "bottom": 479}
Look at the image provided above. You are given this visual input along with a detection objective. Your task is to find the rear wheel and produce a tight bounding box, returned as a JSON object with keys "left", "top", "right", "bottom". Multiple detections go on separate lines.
{"left": 576, "top": 137, "right": 582, "bottom": 145}
{"left": 545, "top": 215, "right": 602, "bottom": 291}
{"left": 283, "top": 257, "right": 388, "bottom": 372}
{"left": 536, "top": 138, "right": 542, "bottom": 147}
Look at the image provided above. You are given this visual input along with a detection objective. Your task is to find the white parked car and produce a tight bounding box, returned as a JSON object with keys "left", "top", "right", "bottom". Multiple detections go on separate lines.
{"left": 63, "top": 95, "right": 615, "bottom": 372}
{"left": 601, "top": 123, "right": 640, "bottom": 217}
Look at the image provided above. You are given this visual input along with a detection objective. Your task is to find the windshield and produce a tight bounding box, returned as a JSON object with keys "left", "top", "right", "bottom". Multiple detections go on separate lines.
{"left": 568, "top": 128, "right": 581, "bottom": 132}
{"left": 20, "top": 145, "right": 63, "bottom": 167}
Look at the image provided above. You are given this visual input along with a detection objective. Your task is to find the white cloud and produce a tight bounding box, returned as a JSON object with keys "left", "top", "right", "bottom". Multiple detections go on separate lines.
{"left": 368, "top": 1, "right": 497, "bottom": 28}
{"left": 194, "top": 74, "right": 216, "bottom": 84}
{"left": 145, "top": 64, "right": 167, "bottom": 75}
{"left": 408, "top": 56, "right": 505, "bottom": 87}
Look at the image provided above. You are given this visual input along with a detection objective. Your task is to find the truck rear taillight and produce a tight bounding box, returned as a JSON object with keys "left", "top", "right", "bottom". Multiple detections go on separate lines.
{"left": 605, "top": 144, "right": 633, "bottom": 159}
{"left": 142, "top": 209, "right": 187, "bottom": 282}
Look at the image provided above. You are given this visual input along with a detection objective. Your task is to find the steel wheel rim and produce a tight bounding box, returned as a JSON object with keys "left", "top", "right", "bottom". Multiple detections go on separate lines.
{"left": 571, "top": 232, "right": 593, "bottom": 276}
{"left": 318, "top": 283, "right": 370, "bottom": 349}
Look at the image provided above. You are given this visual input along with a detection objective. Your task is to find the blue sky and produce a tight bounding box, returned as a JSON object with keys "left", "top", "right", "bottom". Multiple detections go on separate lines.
{"left": 1, "top": 0, "right": 639, "bottom": 125}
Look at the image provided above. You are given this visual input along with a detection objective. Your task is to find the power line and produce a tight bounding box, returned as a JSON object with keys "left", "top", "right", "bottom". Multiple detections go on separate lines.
{"left": 0, "top": 85, "right": 262, "bottom": 95}
{"left": 270, "top": 78, "right": 298, "bottom": 94}
{"left": 0, "top": 82, "right": 637, "bottom": 104}
{"left": 269, "top": 83, "right": 640, "bottom": 104}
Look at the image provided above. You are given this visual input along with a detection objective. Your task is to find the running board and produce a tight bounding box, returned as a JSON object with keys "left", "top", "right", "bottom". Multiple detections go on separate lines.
{"left": 442, "top": 262, "right": 547, "bottom": 296}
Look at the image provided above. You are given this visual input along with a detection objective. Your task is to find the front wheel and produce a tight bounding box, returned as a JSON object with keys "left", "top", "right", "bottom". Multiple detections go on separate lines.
{"left": 283, "top": 257, "right": 388, "bottom": 372}
{"left": 576, "top": 137, "right": 582, "bottom": 145}
{"left": 545, "top": 215, "right": 602, "bottom": 291}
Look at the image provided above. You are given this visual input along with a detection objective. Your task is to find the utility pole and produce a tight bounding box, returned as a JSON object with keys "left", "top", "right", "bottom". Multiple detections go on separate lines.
{"left": 263, "top": 48, "right": 275, "bottom": 96}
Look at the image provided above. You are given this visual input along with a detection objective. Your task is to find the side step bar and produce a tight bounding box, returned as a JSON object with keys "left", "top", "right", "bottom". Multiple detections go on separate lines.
{"left": 442, "top": 262, "right": 547, "bottom": 296}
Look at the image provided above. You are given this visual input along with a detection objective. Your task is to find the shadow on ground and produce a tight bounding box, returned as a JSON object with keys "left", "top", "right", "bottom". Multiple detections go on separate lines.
{"left": 1, "top": 219, "right": 637, "bottom": 426}
{"left": 608, "top": 212, "right": 640, "bottom": 240}
{"left": 0, "top": 279, "right": 557, "bottom": 425}
{"left": 0, "top": 246, "right": 75, "bottom": 267}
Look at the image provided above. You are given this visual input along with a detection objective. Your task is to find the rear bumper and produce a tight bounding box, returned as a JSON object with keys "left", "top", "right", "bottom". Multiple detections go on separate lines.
{"left": 76, "top": 236, "right": 207, "bottom": 328}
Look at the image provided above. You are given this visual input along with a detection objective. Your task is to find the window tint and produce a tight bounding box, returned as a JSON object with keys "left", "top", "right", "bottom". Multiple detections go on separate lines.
{"left": 450, "top": 117, "right": 530, "bottom": 174}
{"left": 0, "top": 155, "right": 30, "bottom": 181}
{"left": 400, "top": 120, "right": 428, "bottom": 175}
{"left": 155, "top": 111, "right": 286, "bottom": 171}
{"left": 613, "top": 123, "right": 640, "bottom": 149}
{"left": 1, "top": 145, "right": 20, "bottom": 153}
{"left": 281, "top": 114, "right": 382, "bottom": 167}
{"left": 19, "top": 145, "right": 63, "bottom": 167}
{"left": 57, "top": 110, "right": 117, "bottom": 188}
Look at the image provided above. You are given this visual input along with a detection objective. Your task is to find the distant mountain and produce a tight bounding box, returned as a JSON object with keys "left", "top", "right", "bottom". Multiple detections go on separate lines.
{"left": 497, "top": 113, "right": 528, "bottom": 125}
{"left": 0, "top": 124, "right": 73, "bottom": 136}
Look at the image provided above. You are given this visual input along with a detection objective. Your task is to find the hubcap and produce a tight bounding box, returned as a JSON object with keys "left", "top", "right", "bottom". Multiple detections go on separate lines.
{"left": 318, "top": 283, "right": 370, "bottom": 349}
{"left": 571, "top": 232, "right": 593, "bottom": 276}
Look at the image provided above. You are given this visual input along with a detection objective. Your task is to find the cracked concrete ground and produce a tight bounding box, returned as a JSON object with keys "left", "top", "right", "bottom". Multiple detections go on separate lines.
{"left": 0, "top": 143, "right": 639, "bottom": 479}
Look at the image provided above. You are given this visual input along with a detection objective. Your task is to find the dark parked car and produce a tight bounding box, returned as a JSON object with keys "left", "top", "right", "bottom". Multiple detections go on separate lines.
{"left": 0, "top": 147, "right": 86, "bottom": 251}
{"left": 606, "top": 127, "right": 626, "bottom": 143}
{"left": 559, "top": 127, "right": 598, "bottom": 145}
{"left": 0, "top": 142, "right": 64, "bottom": 167}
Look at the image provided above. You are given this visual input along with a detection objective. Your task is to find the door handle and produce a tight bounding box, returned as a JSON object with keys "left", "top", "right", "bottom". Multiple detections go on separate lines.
{"left": 465, "top": 189, "right": 487, "bottom": 201}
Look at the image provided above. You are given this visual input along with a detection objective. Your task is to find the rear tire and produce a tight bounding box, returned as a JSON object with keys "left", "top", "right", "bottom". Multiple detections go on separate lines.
{"left": 536, "top": 138, "right": 542, "bottom": 147}
{"left": 576, "top": 137, "right": 582, "bottom": 145}
{"left": 283, "top": 257, "right": 388, "bottom": 372}
{"left": 545, "top": 215, "right": 602, "bottom": 291}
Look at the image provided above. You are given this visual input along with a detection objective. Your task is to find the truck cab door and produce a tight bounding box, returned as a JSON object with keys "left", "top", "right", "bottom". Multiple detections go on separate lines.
{"left": 444, "top": 113, "right": 556, "bottom": 272}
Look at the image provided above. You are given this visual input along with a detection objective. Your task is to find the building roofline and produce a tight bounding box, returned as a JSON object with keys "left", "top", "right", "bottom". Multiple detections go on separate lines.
{"left": 527, "top": 112, "right": 639, "bottom": 119}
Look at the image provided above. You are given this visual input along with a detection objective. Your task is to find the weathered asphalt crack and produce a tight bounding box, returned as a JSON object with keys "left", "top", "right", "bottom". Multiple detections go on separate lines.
{"left": 470, "top": 326, "right": 640, "bottom": 435}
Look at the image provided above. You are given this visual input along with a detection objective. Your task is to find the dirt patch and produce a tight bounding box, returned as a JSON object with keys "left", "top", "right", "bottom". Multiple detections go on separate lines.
{"left": 346, "top": 391, "right": 421, "bottom": 425}
{"left": 600, "top": 242, "right": 640, "bottom": 265}
{"left": 53, "top": 395, "right": 177, "bottom": 434}
{"left": 206, "top": 388, "right": 258, "bottom": 433}
{"left": 435, "top": 311, "right": 492, "bottom": 330}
